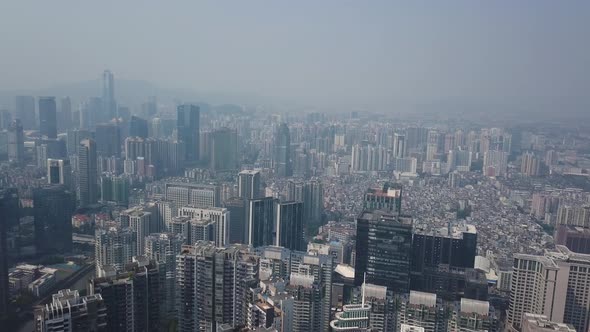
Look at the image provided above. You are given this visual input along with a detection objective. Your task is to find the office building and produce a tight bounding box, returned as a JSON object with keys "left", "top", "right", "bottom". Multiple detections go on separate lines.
{"left": 411, "top": 223, "right": 478, "bottom": 300}
{"left": 248, "top": 197, "right": 276, "bottom": 248}
{"left": 79, "top": 97, "right": 102, "bottom": 129}
{"left": 210, "top": 127, "right": 238, "bottom": 171}
{"left": 165, "top": 182, "right": 220, "bottom": 208}
{"left": 363, "top": 183, "right": 403, "bottom": 214}
{"left": 102, "top": 70, "right": 116, "bottom": 121}
{"left": 33, "top": 185, "right": 75, "bottom": 254}
{"left": 39, "top": 97, "right": 57, "bottom": 138}
{"left": 176, "top": 104, "right": 200, "bottom": 162}
{"left": 78, "top": 139, "right": 98, "bottom": 206}
{"left": 47, "top": 158, "right": 72, "bottom": 189}
{"left": 95, "top": 227, "right": 137, "bottom": 277}
{"left": 507, "top": 246, "right": 590, "bottom": 332}
{"left": 34, "top": 289, "right": 107, "bottom": 332}
{"left": 129, "top": 115, "right": 148, "bottom": 138}
{"left": 176, "top": 242, "right": 259, "bottom": 331}
{"left": 8, "top": 119, "right": 25, "bottom": 164}
{"left": 95, "top": 123, "right": 121, "bottom": 157}
{"left": 90, "top": 257, "right": 161, "bottom": 332}
{"left": 224, "top": 197, "right": 247, "bottom": 244}
{"left": 393, "top": 133, "right": 407, "bottom": 158}
{"left": 275, "top": 201, "right": 304, "bottom": 251}
{"left": 0, "top": 188, "right": 19, "bottom": 318}
{"left": 16, "top": 95, "right": 36, "bottom": 130}
{"left": 273, "top": 122, "right": 292, "bottom": 177}
{"left": 355, "top": 210, "right": 413, "bottom": 293}
{"left": 58, "top": 97, "right": 72, "bottom": 131}
{"left": 238, "top": 170, "right": 261, "bottom": 200}
{"left": 66, "top": 128, "right": 91, "bottom": 156}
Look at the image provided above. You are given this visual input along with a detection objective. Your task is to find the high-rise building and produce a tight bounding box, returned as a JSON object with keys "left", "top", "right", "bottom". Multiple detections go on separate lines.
{"left": 483, "top": 150, "right": 508, "bottom": 177}
{"left": 363, "top": 183, "right": 403, "bottom": 215}
{"left": 8, "top": 119, "right": 25, "bottom": 164}
{"left": 273, "top": 123, "right": 292, "bottom": 177}
{"left": 176, "top": 242, "right": 259, "bottom": 331}
{"left": 47, "top": 159, "right": 72, "bottom": 189}
{"left": 210, "top": 127, "right": 238, "bottom": 171}
{"left": 91, "top": 257, "right": 161, "bottom": 332}
{"left": 393, "top": 133, "right": 407, "bottom": 158}
{"left": 95, "top": 227, "right": 137, "bottom": 277}
{"left": 0, "top": 188, "right": 19, "bottom": 318}
{"left": 447, "top": 298, "right": 499, "bottom": 332}
{"left": 411, "top": 223, "right": 478, "bottom": 300}
{"left": 58, "top": 97, "right": 72, "bottom": 131}
{"left": 238, "top": 170, "right": 261, "bottom": 200}
{"left": 38, "top": 97, "right": 57, "bottom": 139}
{"left": 507, "top": 245, "right": 590, "bottom": 332}
{"left": 275, "top": 201, "right": 304, "bottom": 251}
{"left": 34, "top": 289, "right": 107, "bottom": 332}
{"left": 102, "top": 70, "right": 116, "bottom": 121}
{"left": 79, "top": 97, "right": 102, "bottom": 129}
{"left": 15, "top": 95, "right": 36, "bottom": 130}
{"left": 521, "top": 151, "right": 541, "bottom": 176}
{"left": 95, "top": 123, "right": 121, "bottom": 157}
{"left": 177, "top": 206, "right": 229, "bottom": 247}
{"left": 120, "top": 206, "right": 155, "bottom": 255}
{"left": 78, "top": 139, "right": 98, "bottom": 206}
{"left": 248, "top": 197, "right": 276, "bottom": 248}
{"left": 165, "top": 182, "right": 220, "bottom": 208}
{"left": 286, "top": 178, "right": 324, "bottom": 224}
{"left": 224, "top": 197, "right": 247, "bottom": 244}
{"left": 176, "top": 104, "right": 200, "bottom": 163}
{"left": 129, "top": 115, "right": 148, "bottom": 138}
{"left": 33, "top": 185, "right": 75, "bottom": 254}
{"left": 66, "top": 128, "right": 91, "bottom": 156}
{"left": 397, "top": 291, "right": 446, "bottom": 332}
{"left": 355, "top": 210, "right": 413, "bottom": 293}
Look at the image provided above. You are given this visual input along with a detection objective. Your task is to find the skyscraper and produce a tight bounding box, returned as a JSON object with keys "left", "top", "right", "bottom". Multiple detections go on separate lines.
{"left": 248, "top": 197, "right": 276, "bottom": 248}
{"left": 102, "top": 70, "right": 116, "bottom": 120}
{"left": 95, "top": 123, "right": 121, "bottom": 157}
{"left": 47, "top": 158, "right": 72, "bottom": 189}
{"left": 393, "top": 133, "right": 407, "bottom": 158}
{"left": 34, "top": 289, "right": 107, "bottom": 332}
{"left": 38, "top": 96, "right": 58, "bottom": 139}
{"left": 286, "top": 178, "right": 324, "bottom": 224}
{"left": 238, "top": 170, "right": 261, "bottom": 200}
{"left": 15, "top": 95, "right": 35, "bottom": 130}
{"left": 176, "top": 104, "right": 200, "bottom": 163}
{"left": 129, "top": 115, "right": 148, "bottom": 138}
{"left": 78, "top": 138, "right": 98, "bottom": 206}
{"left": 95, "top": 227, "right": 137, "bottom": 277}
{"left": 224, "top": 197, "right": 247, "bottom": 244}
{"left": 275, "top": 201, "right": 304, "bottom": 251}
{"left": 59, "top": 96, "right": 72, "bottom": 131}
{"left": 273, "top": 122, "right": 292, "bottom": 177}
{"left": 521, "top": 151, "right": 541, "bottom": 176}
{"left": 209, "top": 127, "right": 238, "bottom": 171}
{"left": 165, "top": 182, "right": 220, "bottom": 208}
{"left": 0, "top": 188, "right": 19, "bottom": 319}
{"left": 355, "top": 210, "right": 413, "bottom": 293}
{"left": 507, "top": 246, "right": 590, "bottom": 332}
{"left": 396, "top": 291, "right": 446, "bottom": 332}
{"left": 33, "top": 185, "right": 75, "bottom": 254}
{"left": 8, "top": 119, "right": 25, "bottom": 164}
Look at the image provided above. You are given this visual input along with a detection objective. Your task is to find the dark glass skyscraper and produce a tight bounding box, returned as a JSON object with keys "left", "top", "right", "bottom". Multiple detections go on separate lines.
{"left": 238, "top": 170, "right": 261, "bottom": 200}
{"left": 210, "top": 127, "right": 238, "bottom": 171}
{"left": 0, "top": 188, "right": 19, "bottom": 319}
{"left": 15, "top": 95, "right": 35, "bottom": 130}
{"left": 33, "top": 185, "right": 75, "bottom": 254}
{"left": 273, "top": 122, "right": 292, "bottom": 177}
{"left": 78, "top": 138, "right": 98, "bottom": 206}
{"left": 354, "top": 209, "right": 413, "bottom": 293}
{"left": 275, "top": 201, "right": 304, "bottom": 251}
{"left": 95, "top": 123, "right": 121, "bottom": 157}
{"left": 39, "top": 96, "right": 57, "bottom": 139}
{"left": 224, "top": 197, "right": 247, "bottom": 244}
{"left": 8, "top": 119, "right": 25, "bottom": 164}
{"left": 129, "top": 115, "right": 148, "bottom": 139}
{"left": 176, "top": 104, "right": 200, "bottom": 163}
{"left": 248, "top": 197, "right": 276, "bottom": 248}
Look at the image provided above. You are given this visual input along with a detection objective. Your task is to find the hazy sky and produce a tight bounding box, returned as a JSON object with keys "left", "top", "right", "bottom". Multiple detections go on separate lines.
{"left": 0, "top": 1, "right": 588, "bottom": 109}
